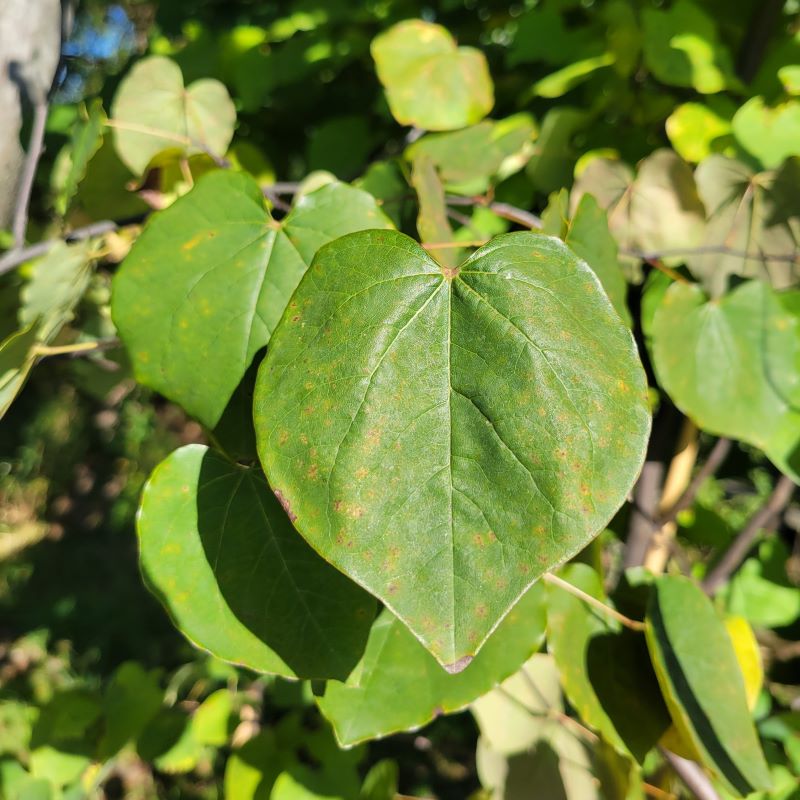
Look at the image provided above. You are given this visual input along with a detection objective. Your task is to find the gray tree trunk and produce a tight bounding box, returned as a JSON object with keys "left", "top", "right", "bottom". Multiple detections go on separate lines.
{"left": 0, "top": 0, "right": 64, "bottom": 229}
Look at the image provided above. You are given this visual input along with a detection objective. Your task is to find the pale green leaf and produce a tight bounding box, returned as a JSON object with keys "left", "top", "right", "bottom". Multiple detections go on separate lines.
{"left": 372, "top": 20, "right": 494, "bottom": 131}
{"left": 732, "top": 97, "right": 800, "bottom": 169}
{"left": 111, "top": 55, "right": 236, "bottom": 174}
{"left": 651, "top": 280, "right": 800, "bottom": 482}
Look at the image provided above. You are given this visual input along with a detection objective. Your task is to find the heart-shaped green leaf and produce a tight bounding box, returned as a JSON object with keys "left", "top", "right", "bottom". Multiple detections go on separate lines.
{"left": 371, "top": 20, "right": 494, "bottom": 131}
{"left": 645, "top": 576, "right": 772, "bottom": 796}
{"left": 254, "top": 229, "right": 650, "bottom": 669}
{"left": 111, "top": 55, "right": 236, "bottom": 174}
{"left": 406, "top": 115, "right": 536, "bottom": 195}
{"left": 651, "top": 280, "right": 800, "bottom": 482}
{"left": 138, "top": 444, "right": 376, "bottom": 680}
{"left": 316, "top": 582, "right": 546, "bottom": 746}
{"left": 112, "top": 170, "right": 392, "bottom": 428}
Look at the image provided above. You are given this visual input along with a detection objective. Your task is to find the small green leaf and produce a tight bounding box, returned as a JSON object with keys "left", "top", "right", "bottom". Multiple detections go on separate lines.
{"left": 139, "top": 445, "right": 375, "bottom": 680}
{"left": 112, "top": 170, "right": 392, "bottom": 427}
{"left": 99, "top": 662, "right": 163, "bottom": 759}
{"left": 542, "top": 191, "right": 630, "bottom": 324}
{"left": 410, "top": 155, "right": 459, "bottom": 269}
{"left": 111, "top": 55, "right": 236, "bottom": 174}
{"left": 20, "top": 241, "right": 93, "bottom": 343}
{"left": 371, "top": 20, "right": 494, "bottom": 131}
{"left": 58, "top": 100, "right": 106, "bottom": 215}
{"left": 651, "top": 280, "right": 800, "bottom": 482}
{"left": 255, "top": 230, "right": 650, "bottom": 668}
{"left": 0, "top": 323, "right": 39, "bottom": 420}
{"left": 645, "top": 575, "right": 772, "bottom": 796}
{"left": 406, "top": 115, "right": 536, "bottom": 196}
{"left": 531, "top": 53, "right": 615, "bottom": 99}
{"left": 642, "top": 0, "right": 736, "bottom": 93}
{"left": 732, "top": 97, "right": 800, "bottom": 169}
{"left": 526, "top": 107, "right": 587, "bottom": 194}
{"left": 191, "top": 689, "right": 232, "bottom": 746}
{"left": 316, "top": 582, "right": 546, "bottom": 746}
{"left": 665, "top": 101, "right": 735, "bottom": 163}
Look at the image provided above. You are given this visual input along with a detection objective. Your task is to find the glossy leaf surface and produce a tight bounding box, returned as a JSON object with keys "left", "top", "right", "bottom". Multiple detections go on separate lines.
{"left": 255, "top": 229, "right": 650, "bottom": 668}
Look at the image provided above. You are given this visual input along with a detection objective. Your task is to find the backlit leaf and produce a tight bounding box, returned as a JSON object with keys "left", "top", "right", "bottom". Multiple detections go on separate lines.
{"left": 371, "top": 20, "right": 494, "bottom": 131}
{"left": 111, "top": 55, "right": 236, "bottom": 175}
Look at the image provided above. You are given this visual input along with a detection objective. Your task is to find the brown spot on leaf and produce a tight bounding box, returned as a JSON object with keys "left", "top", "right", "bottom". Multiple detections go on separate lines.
{"left": 273, "top": 489, "right": 297, "bottom": 522}
{"left": 444, "top": 655, "right": 473, "bottom": 674}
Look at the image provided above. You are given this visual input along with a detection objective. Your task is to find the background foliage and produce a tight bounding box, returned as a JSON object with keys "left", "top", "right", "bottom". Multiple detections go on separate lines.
{"left": 1, "top": 0, "right": 800, "bottom": 798}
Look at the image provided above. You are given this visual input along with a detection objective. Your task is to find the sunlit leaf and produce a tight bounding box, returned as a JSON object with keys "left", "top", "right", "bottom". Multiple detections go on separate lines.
{"left": 112, "top": 170, "right": 392, "bottom": 428}
{"left": 651, "top": 280, "right": 800, "bottom": 482}
{"left": 111, "top": 55, "right": 236, "bottom": 174}
{"left": 371, "top": 20, "right": 493, "bottom": 131}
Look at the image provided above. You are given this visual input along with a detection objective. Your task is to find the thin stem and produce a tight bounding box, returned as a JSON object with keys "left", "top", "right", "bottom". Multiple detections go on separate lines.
{"left": 645, "top": 258, "right": 690, "bottom": 284}
{"left": 12, "top": 100, "right": 50, "bottom": 247}
{"left": 0, "top": 220, "right": 121, "bottom": 276}
{"left": 33, "top": 339, "right": 119, "bottom": 357}
{"left": 623, "top": 245, "right": 800, "bottom": 266}
{"left": 702, "top": 474, "right": 795, "bottom": 595}
{"left": 445, "top": 194, "right": 542, "bottom": 229}
{"left": 661, "top": 749, "right": 721, "bottom": 800}
{"left": 643, "top": 784, "right": 677, "bottom": 800}
{"left": 542, "top": 572, "right": 645, "bottom": 631}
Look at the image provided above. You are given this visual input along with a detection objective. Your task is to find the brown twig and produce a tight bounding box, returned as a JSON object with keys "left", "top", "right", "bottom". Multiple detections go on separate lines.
{"left": 659, "top": 438, "right": 731, "bottom": 528}
{"left": 624, "top": 246, "right": 800, "bottom": 266}
{"left": 33, "top": 338, "right": 119, "bottom": 358}
{"left": 702, "top": 474, "right": 795, "bottom": 595}
{"left": 661, "top": 749, "right": 721, "bottom": 800}
{"left": 445, "top": 194, "right": 542, "bottom": 229}
{"left": 0, "top": 220, "right": 119, "bottom": 275}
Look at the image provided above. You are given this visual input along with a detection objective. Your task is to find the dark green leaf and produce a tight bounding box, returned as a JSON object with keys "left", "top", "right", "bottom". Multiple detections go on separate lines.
{"left": 645, "top": 576, "right": 772, "bottom": 796}
{"left": 138, "top": 444, "right": 376, "bottom": 680}
{"left": 254, "top": 229, "right": 649, "bottom": 668}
